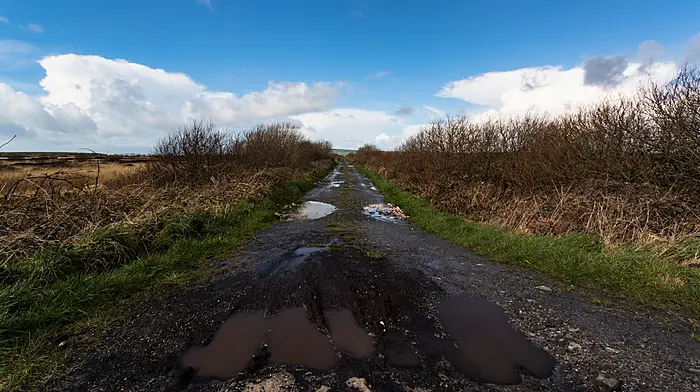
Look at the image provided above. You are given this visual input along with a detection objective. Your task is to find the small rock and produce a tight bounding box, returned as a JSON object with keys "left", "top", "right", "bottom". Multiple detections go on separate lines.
{"left": 346, "top": 377, "right": 371, "bottom": 392}
{"left": 242, "top": 372, "right": 297, "bottom": 392}
{"left": 315, "top": 386, "right": 331, "bottom": 392}
{"left": 605, "top": 347, "right": 620, "bottom": 354}
{"left": 594, "top": 374, "right": 622, "bottom": 391}
{"left": 689, "top": 368, "right": 700, "bottom": 375}
{"left": 536, "top": 285, "right": 553, "bottom": 292}
{"left": 567, "top": 342, "right": 582, "bottom": 351}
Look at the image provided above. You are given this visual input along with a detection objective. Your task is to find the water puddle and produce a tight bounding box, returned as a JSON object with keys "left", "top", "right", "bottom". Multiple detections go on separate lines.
{"left": 362, "top": 203, "right": 409, "bottom": 222}
{"left": 180, "top": 311, "right": 270, "bottom": 379}
{"left": 325, "top": 309, "right": 375, "bottom": 358}
{"left": 289, "top": 201, "right": 336, "bottom": 220}
{"left": 269, "top": 308, "right": 337, "bottom": 370}
{"left": 180, "top": 307, "right": 373, "bottom": 379}
{"left": 437, "top": 295, "right": 555, "bottom": 384}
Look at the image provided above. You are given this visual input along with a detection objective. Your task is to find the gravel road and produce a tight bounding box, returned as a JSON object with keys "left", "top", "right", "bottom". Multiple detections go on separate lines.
{"left": 47, "top": 161, "right": 700, "bottom": 392}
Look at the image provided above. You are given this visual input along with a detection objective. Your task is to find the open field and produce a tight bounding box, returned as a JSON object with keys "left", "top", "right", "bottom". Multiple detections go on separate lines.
{"left": 0, "top": 154, "right": 148, "bottom": 196}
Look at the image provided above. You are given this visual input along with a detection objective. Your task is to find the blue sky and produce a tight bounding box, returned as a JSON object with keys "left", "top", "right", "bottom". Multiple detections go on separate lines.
{"left": 1, "top": 0, "right": 699, "bottom": 152}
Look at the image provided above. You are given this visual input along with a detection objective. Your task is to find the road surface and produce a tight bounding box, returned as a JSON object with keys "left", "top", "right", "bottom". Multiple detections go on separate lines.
{"left": 48, "top": 161, "right": 700, "bottom": 392}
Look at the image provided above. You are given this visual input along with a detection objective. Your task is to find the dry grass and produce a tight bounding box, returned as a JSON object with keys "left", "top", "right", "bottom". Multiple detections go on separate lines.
{"left": 0, "top": 162, "right": 142, "bottom": 195}
{"left": 0, "top": 120, "right": 333, "bottom": 268}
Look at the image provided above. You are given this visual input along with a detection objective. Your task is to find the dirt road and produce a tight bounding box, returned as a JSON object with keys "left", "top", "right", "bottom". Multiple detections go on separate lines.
{"left": 50, "top": 162, "right": 700, "bottom": 392}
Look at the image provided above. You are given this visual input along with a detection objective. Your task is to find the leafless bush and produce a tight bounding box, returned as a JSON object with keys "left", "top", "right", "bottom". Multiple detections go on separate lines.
{"left": 353, "top": 66, "right": 700, "bottom": 244}
{"left": 145, "top": 120, "right": 333, "bottom": 184}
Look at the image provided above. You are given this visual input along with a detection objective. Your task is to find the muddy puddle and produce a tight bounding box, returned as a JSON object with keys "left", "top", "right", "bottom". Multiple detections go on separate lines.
{"left": 437, "top": 295, "right": 555, "bottom": 384}
{"left": 180, "top": 307, "right": 374, "bottom": 379}
{"left": 288, "top": 201, "right": 336, "bottom": 220}
{"left": 181, "top": 294, "right": 553, "bottom": 385}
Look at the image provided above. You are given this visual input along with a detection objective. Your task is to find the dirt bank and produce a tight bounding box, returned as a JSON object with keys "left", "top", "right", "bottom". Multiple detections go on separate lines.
{"left": 44, "top": 161, "right": 700, "bottom": 392}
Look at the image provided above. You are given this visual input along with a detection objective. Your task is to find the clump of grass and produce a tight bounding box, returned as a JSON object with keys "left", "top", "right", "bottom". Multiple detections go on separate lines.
{"left": 359, "top": 167, "right": 700, "bottom": 316}
{"left": 350, "top": 66, "right": 700, "bottom": 245}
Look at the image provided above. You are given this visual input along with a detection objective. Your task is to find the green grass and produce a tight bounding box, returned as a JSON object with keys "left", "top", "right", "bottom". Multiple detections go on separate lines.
{"left": 358, "top": 167, "right": 700, "bottom": 317}
{"left": 0, "top": 166, "right": 331, "bottom": 391}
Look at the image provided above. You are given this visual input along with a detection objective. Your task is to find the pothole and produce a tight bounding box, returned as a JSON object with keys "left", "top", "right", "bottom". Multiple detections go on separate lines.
{"left": 180, "top": 308, "right": 374, "bottom": 379}
{"left": 437, "top": 295, "right": 556, "bottom": 384}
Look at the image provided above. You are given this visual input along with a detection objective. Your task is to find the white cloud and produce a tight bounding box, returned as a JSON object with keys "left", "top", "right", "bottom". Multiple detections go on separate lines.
{"left": 292, "top": 108, "right": 408, "bottom": 149}
{"left": 0, "top": 54, "right": 341, "bottom": 151}
{"left": 0, "top": 16, "right": 9, "bottom": 24}
{"left": 423, "top": 105, "right": 445, "bottom": 117}
{"left": 375, "top": 124, "right": 424, "bottom": 150}
{"left": 437, "top": 60, "right": 678, "bottom": 121}
{"left": 26, "top": 24, "right": 43, "bottom": 33}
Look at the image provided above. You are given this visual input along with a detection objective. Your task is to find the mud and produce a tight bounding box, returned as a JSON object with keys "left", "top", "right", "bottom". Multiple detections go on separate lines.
{"left": 181, "top": 312, "right": 270, "bottom": 379}
{"left": 47, "top": 160, "right": 700, "bottom": 392}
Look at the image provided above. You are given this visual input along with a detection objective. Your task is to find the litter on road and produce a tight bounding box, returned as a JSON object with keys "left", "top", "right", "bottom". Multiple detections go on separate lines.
{"left": 362, "top": 203, "right": 409, "bottom": 221}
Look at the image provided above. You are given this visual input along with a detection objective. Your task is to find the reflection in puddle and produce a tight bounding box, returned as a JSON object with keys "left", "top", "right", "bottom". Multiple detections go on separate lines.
{"left": 291, "top": 201, "right": 336, "bottom": 220}
{"left": 180, "top": 312, "right": 270, "bottom": 379}
{"left": 325, "top": 309, "right": 375, "bottom": 358}
{"left": 437, "top": 295, "right": 555, "bottom": 384}
{"left": 269, "top": 308, "right": 337, "bottom": 370}
{"left": 180, "top": 308, "right": 373, "bottom": 379}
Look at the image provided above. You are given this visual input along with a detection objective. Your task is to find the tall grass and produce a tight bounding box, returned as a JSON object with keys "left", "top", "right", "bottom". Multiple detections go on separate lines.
{"left": 353, "top": 66, "right": 700, "bottom": 246}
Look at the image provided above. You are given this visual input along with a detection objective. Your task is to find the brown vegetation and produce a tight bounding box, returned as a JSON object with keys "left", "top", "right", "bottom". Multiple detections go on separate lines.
{"left": 0, "top": 120, "right": 333, "bottom": 264}
{"left": 351, "top": 66, "right": 700, "bottom": 245}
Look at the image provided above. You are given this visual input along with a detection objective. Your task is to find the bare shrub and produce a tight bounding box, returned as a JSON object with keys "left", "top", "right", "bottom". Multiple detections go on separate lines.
{"left": 352, "top": 66, "right": 700, "bottom": 244}
{"left": 147, "top": 119, "right": 234, "bottom": 184}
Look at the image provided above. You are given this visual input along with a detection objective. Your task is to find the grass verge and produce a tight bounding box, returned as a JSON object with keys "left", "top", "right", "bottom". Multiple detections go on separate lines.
{"left": 0, "top": 165, "right": 331, "bottom": 392}
{"left": 358, "top": 167, "right": 700, "bottom": 317}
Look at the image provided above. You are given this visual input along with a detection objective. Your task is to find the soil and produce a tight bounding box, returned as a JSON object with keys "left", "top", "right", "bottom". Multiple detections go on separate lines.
{"left": 44, "top": 161, "right": 700, "bottom": 392}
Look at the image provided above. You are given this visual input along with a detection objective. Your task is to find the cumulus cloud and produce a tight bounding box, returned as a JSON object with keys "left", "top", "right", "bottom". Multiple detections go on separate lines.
{"left": 292, "top": 108, "right": 410, "bottom": 149}
{"left": 1, "top": 54, "right": 341, "bottom": 151}
{"left": 437, "top": 58, "right": 678, "bottom": 121}
{"left": 583, "top": 55, "right": 628, "bottom": 87}
{"left": 375, "top": 124, "right": 424, "bottom": 150}
{"left": 394, "top": 105, "right": 415, "bottom": 116}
